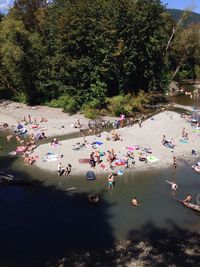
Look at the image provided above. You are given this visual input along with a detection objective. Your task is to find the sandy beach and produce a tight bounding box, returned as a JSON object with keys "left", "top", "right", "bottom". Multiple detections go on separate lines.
{"left": 0, "top": 100, "right": 92, "bottom": 137}
{"left": 31, "top": 111, "right": 199, "bottom": 176}
{"left": 0, "top": 100, "right": 199, "bottom": 176}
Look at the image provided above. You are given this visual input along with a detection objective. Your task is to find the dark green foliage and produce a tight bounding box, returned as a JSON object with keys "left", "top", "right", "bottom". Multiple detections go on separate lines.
{"left": 0, "top": 1, "right": 199, "bottom": 112}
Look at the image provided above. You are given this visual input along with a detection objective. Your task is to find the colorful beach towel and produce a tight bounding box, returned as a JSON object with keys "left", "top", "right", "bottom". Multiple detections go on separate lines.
{"left": 92, "top": 141, "right": 103, "bottom": 145}
{"left": 16, "top": 146, "right": 26, "bottom": 153}
{"left": 125, "top": 145, "right": 139, "bottom": 151}
{"left": 79, "top": 158, "right": 90, "bottom": 164}
{"left": 180, "top": 139, "right": 189, "bottom": 144}
{"left": 117, "top": 170, "right": 124, "bottom": 175}
{"left": 100, "top": 163, "right": 106, "bottom": 169}
{"left": 147, "top": 156, "right": 159, "bottom": 163}
{"left": 43, "top": 153, "right": 60, "bottom": 162}
{"left": 115, "top": 159, "right": 125, "bottom": 166}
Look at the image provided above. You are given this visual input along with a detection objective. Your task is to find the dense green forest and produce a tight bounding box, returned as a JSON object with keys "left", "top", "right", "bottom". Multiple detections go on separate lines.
{"left": 0, "top": 0, "right": 200, "bottom": 117}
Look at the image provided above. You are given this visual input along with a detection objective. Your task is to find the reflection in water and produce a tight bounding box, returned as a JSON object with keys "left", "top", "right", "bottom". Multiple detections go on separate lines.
{"left": 171, "top": 83, "right": 200, "bottom": 108}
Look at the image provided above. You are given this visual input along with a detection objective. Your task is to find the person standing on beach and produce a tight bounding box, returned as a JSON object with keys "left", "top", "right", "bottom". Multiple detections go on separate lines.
{"left": 58, "top": 162, "right": 62, "bottom": 174}
{"left": 182, "top": 128, "right": 186, "bottom": 138}
{"left": 108, "top": 174, "right": 114, "bottom": 189}
{"left": 90, "top": 152, "right": 96, "bottom": 168}
{"left": 28, "top": 115, "right": 32, "bottom": 124}
{"left": 138, "top": 118, "right": 142, "bottom": 127}
{"left": 173, "top": 156, "right": 177, "bottom": 169}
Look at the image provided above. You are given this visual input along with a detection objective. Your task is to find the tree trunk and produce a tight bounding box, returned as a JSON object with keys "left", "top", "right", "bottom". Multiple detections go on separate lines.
{"left": 172, "top": 64, "right": 181, "bottom": 80}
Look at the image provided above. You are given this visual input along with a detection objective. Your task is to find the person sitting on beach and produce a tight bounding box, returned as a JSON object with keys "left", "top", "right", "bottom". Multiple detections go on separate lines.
{"left": 74, "top": 119, "right": 82, "bottom": 129}
{"left": 6, "top": 135, "right": 13, "bottom": 142}
{"left": 183, "top": 195, "right": 192, "bottom": 203}
{"left": 28, "top": 156, "right": 35, "bottom": 165}
{"left": 111, "top": 130, "right": 120, "bottom": 141}
{"left": 184, "top": 132, "right": 188, "bottom": 140}
{"left": 131, "top": 197, "right": 139, "bottom": 207}
{"left": 3, "top": 122, "right": 9, "bottom": 128}
{"left": 127, "top": 151, "right": 134, "bottom": 159}
{"left": 64, "top": 164, "right": 72, "bottom": 176}
{"left": 51, "top": 138, "right": 59, "bottom": 146}
{"left": 162, "top": 136, "right": 174, "bottom": 149}
{"left": 41, "top": 132, "right": 47, "bottom": 139}
{"left": 16, "top": 135, "right": 21, "bottom": 143}
{"left": 23, "top": 116, "right": 28, "bottom": 125}
{"left": 106, "top": 135, "right": 111, "bottom": 141}
{"left": 191, "top": 149, "right": 197, "bottom": 156}
{"left": 138, "top": 152, "right": 146, "bottom": 162}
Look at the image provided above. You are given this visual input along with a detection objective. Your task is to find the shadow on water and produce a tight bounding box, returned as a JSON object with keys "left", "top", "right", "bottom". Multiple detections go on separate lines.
{"left": 123, "top": 221, "right": 200, "bottom": 267}
{"left": 0, "top": 156, "right": 116, "bottom": 267}
{"left": 1, "top": 129, "right": 200, "bottom": 266}
{"left": 1, "top": 157, "right": 200, "bottom": 267}
{"left": 35, "top": 223, "right": 200, "bottom": 266}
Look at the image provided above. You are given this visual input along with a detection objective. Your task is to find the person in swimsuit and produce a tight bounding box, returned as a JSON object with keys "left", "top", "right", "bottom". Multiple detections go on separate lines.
{"left": 131, "top": 197, "right": 139, "bottom": 207}
{"left": 183, "top": 195, "right": 192, "bottom": 203}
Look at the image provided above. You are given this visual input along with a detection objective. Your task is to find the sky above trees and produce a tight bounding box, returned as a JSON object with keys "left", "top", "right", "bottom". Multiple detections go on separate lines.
{"left": 1, "top": 0, "right": 200, "bottom": 14}
{"left": 162, "top": 0, "right": 200, "bottom": 13}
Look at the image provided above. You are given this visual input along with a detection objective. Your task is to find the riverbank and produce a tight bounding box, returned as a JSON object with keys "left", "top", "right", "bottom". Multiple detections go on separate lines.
{"left": 0, "top": 101, "right": 199, "bottom": 176}
{"left": 0, "top": 100, "right": 94, "bottom": 137}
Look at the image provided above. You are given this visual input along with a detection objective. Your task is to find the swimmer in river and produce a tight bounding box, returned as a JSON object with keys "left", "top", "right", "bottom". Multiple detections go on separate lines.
{"left": 131, "top": 197, "right": 139, "bottom": 207}
{"left": 183, "top": 195, "right": 192, "bottom": 203}
{"left": 88, "top": 194, "right": 99, "bottom": 203}
{"left": 166, "top": 180, "right": 178, "bottom": 191}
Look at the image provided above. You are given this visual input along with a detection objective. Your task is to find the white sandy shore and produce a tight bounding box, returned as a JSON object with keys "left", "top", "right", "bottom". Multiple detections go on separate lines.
{"left": 0, "top": 100, "right": 98, "bottom": 137}
{"left": 0, "top": 101, "right": 199, "bottom": 176}
{"left": 33, "top": 111, "right": 199, "bottom": 175}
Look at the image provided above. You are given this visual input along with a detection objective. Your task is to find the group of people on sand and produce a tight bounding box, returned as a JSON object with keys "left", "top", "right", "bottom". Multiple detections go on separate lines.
{"left": 111, "top": 130, "right": 123, "bottom": 141}
{"left": 4, "top": 113, "right": 50, "bottom": 167}
{"left": 23, "top": 115, "right": 48, "bottom": 125}
{"left": 57, "top": 162, "right": 72, "bottom": 176}
{"left": 162, "top": 135, "right": 175, "bottom": 148}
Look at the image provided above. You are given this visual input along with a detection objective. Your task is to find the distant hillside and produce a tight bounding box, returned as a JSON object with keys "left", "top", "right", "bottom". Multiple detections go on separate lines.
{"left": 167, "top": 9, "right": 200, "bottom": 26}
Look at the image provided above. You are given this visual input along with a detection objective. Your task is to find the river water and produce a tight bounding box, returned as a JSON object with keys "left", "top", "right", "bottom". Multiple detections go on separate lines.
{"left": 0, "top": 92, "right": 200, "bottom": 266}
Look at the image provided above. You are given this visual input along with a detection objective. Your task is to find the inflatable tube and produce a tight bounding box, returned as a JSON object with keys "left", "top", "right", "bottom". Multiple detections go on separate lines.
{"left": 86, "top": 171, "right": 96, "bottom": 180}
